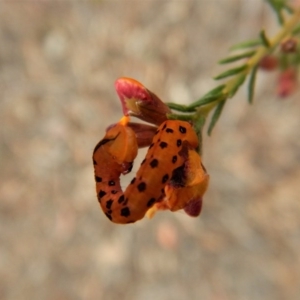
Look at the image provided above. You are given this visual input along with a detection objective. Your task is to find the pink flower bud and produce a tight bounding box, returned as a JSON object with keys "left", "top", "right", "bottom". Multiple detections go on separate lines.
{"left": 115, "top": 77, "right": 171, "bottom": 125}
{"left": 277, "top": 68, "right": 297, "bottom": 98}
{"left": 259, "top": 55, "right": 278, "bottom": 71}
{"left": 281, "top": 38, "right": 298, "bottom": 53}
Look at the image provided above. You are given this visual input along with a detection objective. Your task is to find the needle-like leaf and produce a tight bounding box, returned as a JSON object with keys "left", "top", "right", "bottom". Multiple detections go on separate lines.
{"left": 259, "top": 30, "right": 271, "bottom": 48}
{"left": 248, "top": 65, "right": 258, "bottom": 104}
{"left": 214, "top": 65, "right": 248, "bottom": 80}
{"left": 219, "top": 51, "right": 255, "bottom": 64}
{"left": 188, "top": 85, "right": 226, "bottom": 109}
{"left": 230, "top": 40, "right": 262, "bottom": 50}
{"left": 167, "top": 103, "right": 196, "bottom": 112}
{"left": 228, "top": 74, "right": 247, "bottom": 98}
{"left": 207, "top": 100, "right": 226, "bottom": 135}
{"left": 202, "top": 84, "right": 226, "bottom": 98}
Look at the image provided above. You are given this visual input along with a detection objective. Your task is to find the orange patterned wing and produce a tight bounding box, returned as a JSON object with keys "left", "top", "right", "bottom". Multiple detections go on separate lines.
{"left": 164, "top": 149, "right": 209, "bottom": 214}
{"left": 147, "top": 147, "right": 209, "bottom": 218}
{"left": 93, "top": 117, "right": 138, "bottom": 221}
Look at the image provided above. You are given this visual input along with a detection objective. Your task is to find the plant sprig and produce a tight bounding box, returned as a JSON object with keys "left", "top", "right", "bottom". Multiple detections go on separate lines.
{"left": 167, "top": 2, "right": 300, "bottom": 135}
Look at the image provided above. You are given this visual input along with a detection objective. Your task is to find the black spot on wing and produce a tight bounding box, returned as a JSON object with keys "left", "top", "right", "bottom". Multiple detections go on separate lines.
{"left": 159, "top": 141, "right": 168, "bottom": 149}
{"left": 137, "top": 182, "right": 146, "bottom": 192}
{"left": 95, "top": 176, "right": 102, "bottom": 182}
{"left": 150, "top": 159, "right": 159, "bottom": 168}
{"left": 108, "top": 180, "right": 115, "bottom": 186}
{"left": 177, "top": 139, "right": 182, "bottom": 147}
{"left": 179, "top": 126, "right": 187, "bottom": 133}
{"left": 166, "top": 128, "right": 174, "bottom": 133}
{"left": 98, "top": 190, "right": 106, "bottom": 199}
{"left": 118, "top": 195, "right": 125, "bottom": 204}
{"left": 121, "top": 207, "right": 131, "bottom": 217}
{"left": 172, "top": 155, "right": 177, "bottom": 163}
{"left": 106, "top": 199, "right": 113, "bottom": 209}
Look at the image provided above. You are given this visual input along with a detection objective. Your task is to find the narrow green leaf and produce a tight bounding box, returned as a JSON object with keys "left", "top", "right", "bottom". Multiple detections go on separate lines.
{"left": 219, "top": 51, "right": 255, "bottom": 64}
{"left": 168, "top": 85, "right": 226, "bottom": 112}
{"left": 228, "top": 74, "right": 246, "bottom": 98}
{"left": 259, "top": 30, "right": 271, "bottom": 47}
{"left": 265, "top": 0, "right": 286, "bottom": 8}
{"left": 186, "top": 85, "right": 225, "bottom": 110}
{"left": 167, "top": 102, "right": 196, "bottom": 112}
{"left": 248, "top": 65, "right": 258, "bottom": 104}
{"left": 214, "top": 65, "right": 247, "bottom": 80}
{"left": 189, "top": 85, "right": 226, "bottom": 109}
{"left": 265, "top": 0, "right": 284, "bottom": 24}
{"left": 167, "top": 113, "right": 194, "bottom": 121}
{"left": 275, "top": 11, "right": 284, "bottom": 25}
{"left": 207, "top": 100, "right": 226, "bottom": 136}
{"left": 230, "top": 40, "right": 262, "bottom": 50}
{"left": 202, "top": 84, "right": 226, "bottom": 98}
{"left": 264, "top": 0, "right": 293, "bottom": 24}
{"left": 189, "top": 94, "right": 222, "bottom": 109}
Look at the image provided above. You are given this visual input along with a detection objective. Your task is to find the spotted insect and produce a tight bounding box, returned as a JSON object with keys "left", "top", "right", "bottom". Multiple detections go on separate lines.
{"left": 93, "top": 117, "right": 199, "bottom": 224}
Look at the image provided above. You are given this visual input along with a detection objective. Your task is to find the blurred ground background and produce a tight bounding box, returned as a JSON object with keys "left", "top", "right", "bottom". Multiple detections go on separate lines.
{"left": 0, "top": 1, "right": 300, "bottom": 299}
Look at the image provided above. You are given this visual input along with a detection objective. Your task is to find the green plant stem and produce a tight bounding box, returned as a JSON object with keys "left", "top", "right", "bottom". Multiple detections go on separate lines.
{"left": 200, "top": 9, "right": 300, "bottom": 117}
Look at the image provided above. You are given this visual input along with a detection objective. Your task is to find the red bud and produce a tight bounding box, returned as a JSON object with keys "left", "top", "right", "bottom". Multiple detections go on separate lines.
{"left": 259, "top": 55, "right": 278, "bottom": 71}
{"left": 277, "top": 68, "right": 297, "bottom": 98}
{"left": 115, "top": 77, "right": 171, "bottom": 125}
{"left": 281, "top": 38, "right": 298, "bottom": 53}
